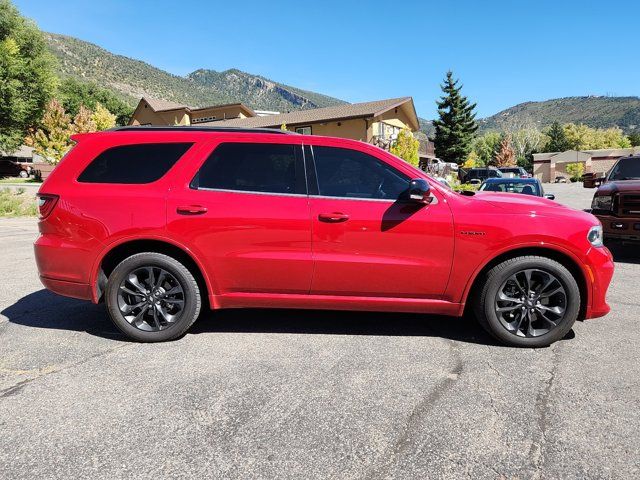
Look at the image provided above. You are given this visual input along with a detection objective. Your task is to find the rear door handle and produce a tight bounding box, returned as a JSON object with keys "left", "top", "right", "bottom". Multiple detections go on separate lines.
{"left": 318, "top": 212, "right": 349, "bottom": 223}
{"left": 177, "top": 205, "right": 208, "bottom": 215}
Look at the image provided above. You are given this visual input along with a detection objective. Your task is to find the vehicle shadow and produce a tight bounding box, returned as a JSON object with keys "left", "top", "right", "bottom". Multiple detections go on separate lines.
{"left": 606, "top": 241, "right": 640, "bottom": 265}
{"left": 3, "top": 289, "right": 574, "bottom": 347}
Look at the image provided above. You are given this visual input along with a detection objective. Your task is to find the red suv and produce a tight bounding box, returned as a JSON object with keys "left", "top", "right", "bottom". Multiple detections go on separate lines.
{"left": 35, "top": 127, "right": 614, "bottom": 347}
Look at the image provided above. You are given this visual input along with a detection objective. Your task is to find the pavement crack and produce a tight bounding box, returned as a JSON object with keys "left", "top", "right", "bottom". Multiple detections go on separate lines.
{"left": 0, "top": 343, "right": 131, "bottom": 398}
{"left": 361, "top": 339, "right": 464, "bottom": 480}
{"left": 530, "top": 344, "right": 561, "bottom": 479}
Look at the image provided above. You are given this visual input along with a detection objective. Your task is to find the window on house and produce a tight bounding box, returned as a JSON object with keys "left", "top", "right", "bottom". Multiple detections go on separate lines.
{"left": 77, "top": 143, "right": 193, "bottom": 184}
{"left": 312, "top": 146, "right": 409, "bottom": 200}
{"left": 295, "top": 126, "right": 312, "bottom": 135}
{"left": 192, "top": 143, "right": 306, "bottom": 195}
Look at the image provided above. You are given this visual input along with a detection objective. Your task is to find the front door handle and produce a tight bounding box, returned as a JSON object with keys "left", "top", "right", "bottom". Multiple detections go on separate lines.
{"left": 318, "top": 212, "right": 349, "bottom": 223}
{"left": 177, "top": 205, "right": 208, "bottom": 215}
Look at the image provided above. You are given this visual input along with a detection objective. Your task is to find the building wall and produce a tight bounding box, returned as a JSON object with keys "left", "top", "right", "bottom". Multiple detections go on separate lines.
{"left": 191, "top": 105, "right": 250, "bottom": 123}
{"left": 289, "top": 119, "right": 369, "bottom": 141}
{"left": 131, "top": 106, "right": 190, "bottom": 126}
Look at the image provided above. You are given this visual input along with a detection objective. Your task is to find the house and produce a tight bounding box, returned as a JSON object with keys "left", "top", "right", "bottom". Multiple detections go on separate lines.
{"left": 533, "top": 147, "right": 640, "bottom": 182}
{"left": 130, "top": 97, "right": 256, "bottom": 126}
{"left": 129, "top": 96, "right": 422, "bottom": 146}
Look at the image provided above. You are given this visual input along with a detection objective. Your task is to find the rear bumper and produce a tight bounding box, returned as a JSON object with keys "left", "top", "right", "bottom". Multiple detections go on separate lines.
{"left": 584, "top": 246, "right": 615, "bottom": 320}
{"left": 34, "top": 233, "right": 98, "bottom": 302}
{"left": 39, "top": 275, "right": 93, "bottom": 301}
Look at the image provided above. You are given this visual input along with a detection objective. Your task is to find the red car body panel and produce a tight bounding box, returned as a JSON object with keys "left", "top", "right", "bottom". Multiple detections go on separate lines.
{"left": 34, "top": 130, "right": 614, "bottom": 321}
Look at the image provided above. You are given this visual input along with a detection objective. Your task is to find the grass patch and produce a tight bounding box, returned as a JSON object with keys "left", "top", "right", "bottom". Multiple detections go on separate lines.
{"left": 0, "top": 177, "right": 41, "bottom": 184}
{"left": 0, "top": 188, "right": 38, "bottom": 217}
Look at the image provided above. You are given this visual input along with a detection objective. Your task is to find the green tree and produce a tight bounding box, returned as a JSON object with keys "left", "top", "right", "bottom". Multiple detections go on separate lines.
{"left": 91, "top": 102, "right": 116, "bottom": 130}
{"left": 57, "top": 77, "right": 133, "bottom": 125}
{"left": 0, "top": 0, "right": 57, "bottom": 152}
{"left": 628, "top": 131, "right": 640, "bottom": 147}
{"left": 463, "top": 150, "right": 480, "bottom": 168}
{"left": 471, "top": 132, "right": 501, "bottom": 166}
{"left": 390, "top": 128, "right": 420, "bottom": 166}
{"left": 27, "top": 99, "right": 73, "bottom": 164}
{"left": 544, "top": 121, "right": 570, "bottom": 152}
{"left": 566, "top": 162, "right": 585, "bottom": 182}
{"left": 433, "top": 71, "right": 478, "bottom": 165}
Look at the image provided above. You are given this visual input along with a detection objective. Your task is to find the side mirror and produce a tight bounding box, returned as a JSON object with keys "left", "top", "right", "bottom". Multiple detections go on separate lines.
{"left": 582, "top": 173, "right": 604, "bottom": 189}
{"left": 408, "top": 178, "right": 432, "bottom": 203}
{"left": 544, "top": 193, "right": 555, "bottom": 200}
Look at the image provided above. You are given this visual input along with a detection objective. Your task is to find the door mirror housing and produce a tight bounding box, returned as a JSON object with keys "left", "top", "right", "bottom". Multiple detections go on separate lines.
{"left": 408, "top": 178, "right": 432, "bottom": 203}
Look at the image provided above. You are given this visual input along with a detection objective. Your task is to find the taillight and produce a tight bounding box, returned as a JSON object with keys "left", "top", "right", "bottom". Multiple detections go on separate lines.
{"left": 36, "top": 193, "right": 59, "bottom": 219}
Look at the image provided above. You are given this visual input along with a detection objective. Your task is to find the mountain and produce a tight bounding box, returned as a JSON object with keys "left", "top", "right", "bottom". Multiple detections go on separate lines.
{"left": 479, "top": 96, "right": 640, "bottom": 133}
{"left": 45, "top": 33, "right": 346, "bottom": 112}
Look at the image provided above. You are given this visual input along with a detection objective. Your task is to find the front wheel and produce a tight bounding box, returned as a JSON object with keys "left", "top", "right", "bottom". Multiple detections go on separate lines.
{"left": 105, "top": 252, "right": 201, "bottom": 342}
{"left": 474, "top": 256, "right": 581, "bottom": 348}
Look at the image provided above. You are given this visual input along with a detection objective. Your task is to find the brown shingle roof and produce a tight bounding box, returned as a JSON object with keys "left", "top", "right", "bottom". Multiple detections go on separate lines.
{"left": 199, "top": 97, "right": 416, "bottom": 129}
{"left": 143, "top": 97, "right": 187, "bottom": 112}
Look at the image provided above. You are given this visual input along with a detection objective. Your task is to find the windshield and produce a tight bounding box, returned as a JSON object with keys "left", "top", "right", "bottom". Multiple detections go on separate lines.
{"left": 480, "top": 181, "right": 540, "bottom": 196}
{"left": 608, "top": 157, "right": 640, "bottom": 180}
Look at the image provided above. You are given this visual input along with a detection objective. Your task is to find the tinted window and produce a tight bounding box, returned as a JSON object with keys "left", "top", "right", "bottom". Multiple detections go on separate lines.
{"left": 313, "top": 146, "right": 409, "bottom": 200}
{"left": 481, "top": 181, "right": 540, "bottom": 195}
{"left": 78, "top": 143, "right": 192, "bottom": 184}
{"left": 608, "top": 157, "right": 640, "bottom": 181}
{"left": 193, "top": 143, "right": 305, "bottom": 194}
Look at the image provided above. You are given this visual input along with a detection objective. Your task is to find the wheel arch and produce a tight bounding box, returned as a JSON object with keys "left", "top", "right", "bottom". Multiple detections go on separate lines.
{"left": 93, "top": 237, "right": 214, "bottom": 308}
{"left": 461, "top": 246, "right": 589, "bottom": 320}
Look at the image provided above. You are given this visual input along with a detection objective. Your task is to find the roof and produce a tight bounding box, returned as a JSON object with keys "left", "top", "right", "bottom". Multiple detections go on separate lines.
{"left": 142, "top": 97, "right": 188, "bottom": 112}
{"left": 484, "top": 177, "right": 538, "bottom": 183}
{"left": 200, "top": 97, "right": 418, "bottom": 130}
{"left": 0, "top": 145, "right": 34, "bottom": 158}
{"left": 190, "top": 102, "right": 256, "bottom": 116}
{"left": 112, "top": 126, "right": 296, "bottom": 135}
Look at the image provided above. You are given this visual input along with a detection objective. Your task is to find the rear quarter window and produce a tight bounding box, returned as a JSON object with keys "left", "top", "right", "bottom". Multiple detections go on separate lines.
{"left": 77, "top": 142, "right": 193, "bottom": 184}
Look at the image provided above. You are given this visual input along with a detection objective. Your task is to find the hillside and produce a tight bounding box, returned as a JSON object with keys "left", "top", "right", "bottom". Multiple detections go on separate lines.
{"left": 479, "top": 96, "right": 640, "bottom": 133}
{"left": 45, "top": 33, "right": 346, "bottom": 111}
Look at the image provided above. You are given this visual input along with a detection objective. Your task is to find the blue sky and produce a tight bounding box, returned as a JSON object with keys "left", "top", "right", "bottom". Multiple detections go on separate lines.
{"left": 14, "top": 0, "right": 640, "bottom": 119}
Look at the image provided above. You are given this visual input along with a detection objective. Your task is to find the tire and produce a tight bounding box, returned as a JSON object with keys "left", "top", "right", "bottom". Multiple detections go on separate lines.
{"left": 105, "top": 252, "right": 201, "bottom": 342}
{"left": 474, "top": 256, "right": 580, "bottom": 348}
{"left": 19, "top": 170, "right": 28, "bottom": 178}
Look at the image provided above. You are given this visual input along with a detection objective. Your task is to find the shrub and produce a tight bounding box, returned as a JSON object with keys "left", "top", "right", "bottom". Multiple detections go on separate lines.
{"left": 566, "top": 162, "right": 585, "bottom": 182}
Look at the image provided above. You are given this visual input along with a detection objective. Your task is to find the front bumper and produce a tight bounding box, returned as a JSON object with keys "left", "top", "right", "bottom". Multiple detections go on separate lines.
{"left": 583, "top": 245, "right": 615, "bottom": 319}
{"left": 592, "top": 212, "right": 640, "bottom": 243}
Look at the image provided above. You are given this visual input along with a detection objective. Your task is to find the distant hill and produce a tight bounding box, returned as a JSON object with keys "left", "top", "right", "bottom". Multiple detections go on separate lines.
{"left": 479, "top": 96, "right": 640, "bottom": 133}
{"left": 45, "top": 33, "right": 346, "bottom": 112}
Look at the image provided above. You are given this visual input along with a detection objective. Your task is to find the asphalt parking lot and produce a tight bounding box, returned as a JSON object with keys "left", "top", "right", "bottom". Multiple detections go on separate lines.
{"left": 1, "top": 183, "right": 638, "bottom": 479}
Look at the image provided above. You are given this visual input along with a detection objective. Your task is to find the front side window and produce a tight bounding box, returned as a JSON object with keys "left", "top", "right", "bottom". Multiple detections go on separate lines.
{"left": 312, "top": 146, "right": 410, "bottom": 200}
{"left": 192, "top": 142, "right": 305, "bottom": 195}
{"left": 78, "top": 143, "right": 193, "bottom": 184}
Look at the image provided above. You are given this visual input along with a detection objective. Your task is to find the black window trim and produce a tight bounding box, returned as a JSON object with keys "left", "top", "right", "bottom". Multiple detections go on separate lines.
{"left": 190, "top": 141, "right": 308, "bottom": 198}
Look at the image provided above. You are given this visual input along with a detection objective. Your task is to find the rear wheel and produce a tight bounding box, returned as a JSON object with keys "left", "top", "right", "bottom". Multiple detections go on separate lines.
{"left": 105, "top": 252, "right": 201, "bottom": 342}
{"left": 474, "top": 256, "right": 580, "bottom": 348}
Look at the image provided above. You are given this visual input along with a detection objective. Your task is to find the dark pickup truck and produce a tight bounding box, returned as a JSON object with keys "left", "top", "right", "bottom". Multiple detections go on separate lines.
{"left": 584, "top": 154, "right": 640, "bottom": 243}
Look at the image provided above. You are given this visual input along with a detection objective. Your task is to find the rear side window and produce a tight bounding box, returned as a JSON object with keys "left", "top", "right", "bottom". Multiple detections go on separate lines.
{"left": 192, "top": 142, "right": 305, "bottom": 195}
{"left": 77, "top": 143, "right": 193, "bottom": 184}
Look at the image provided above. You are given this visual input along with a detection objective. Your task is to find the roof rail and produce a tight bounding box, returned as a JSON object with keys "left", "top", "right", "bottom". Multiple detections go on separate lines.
{"left": 110, "top": 126, "right": 297, "bottom": 135}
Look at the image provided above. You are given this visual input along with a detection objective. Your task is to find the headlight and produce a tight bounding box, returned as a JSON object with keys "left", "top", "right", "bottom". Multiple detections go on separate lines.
{"left": 588, "top": 225, "right": 603, "bottom": 247}
{"left": 591, "top": 195, "right": 612, "bottom": 211}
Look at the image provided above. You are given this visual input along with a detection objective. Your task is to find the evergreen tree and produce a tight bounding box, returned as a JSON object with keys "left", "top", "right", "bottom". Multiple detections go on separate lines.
{"left": 433, "top": 71, "right": 478, "bottom": 165}
{"left": 545, "top": 121, "right": 570, "bottom": 152}
{"left": 0, "top": 0, "right": 57, "bottom": 152}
